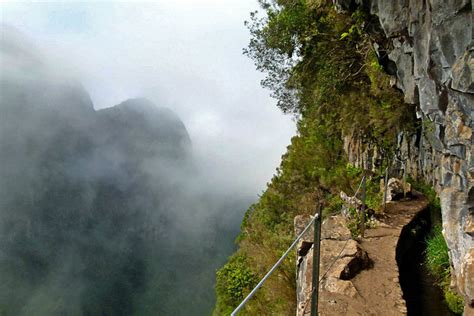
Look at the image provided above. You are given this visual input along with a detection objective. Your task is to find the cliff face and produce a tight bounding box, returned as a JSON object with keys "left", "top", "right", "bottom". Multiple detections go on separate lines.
{"left": 338, "top": 0, "right": 473, "bottom": 307}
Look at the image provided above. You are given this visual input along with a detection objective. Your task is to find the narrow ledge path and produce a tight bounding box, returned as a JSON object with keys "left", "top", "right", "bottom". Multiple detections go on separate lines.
{"left": 316, "top": 192, "right": 429, "bottom": 316}
{"left": 350, "top": 193, "right": 428, "bottom": 315}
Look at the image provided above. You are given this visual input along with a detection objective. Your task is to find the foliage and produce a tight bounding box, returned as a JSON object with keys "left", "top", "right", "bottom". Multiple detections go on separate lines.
{"left": 346, "top": 207, "right": 361, "bottom": 238}
{"left": 215, "top": 1, "right": 417, "bottom": 314}
{"left": 365, "top": 176, "right": 383, "bottom": 211}
{"left": 214, "top": 254, "right": 258, "bottom": 316}
{"left": 322, "top": 194, "right": 344, "bottom": 217}
{"left": 425, "top": 225, "right": 450, "bottom": 276}
{"left": 408, "top": 177, "right": 441, "bottom": 210}
{"left": 425, "top": 225, "right": 464, "bottom": 315}
{"left": 445, "top": 289, "right": 464, "bottom": 315}
{"left": 346, "top": 163, "right": 363, "bottom": 178}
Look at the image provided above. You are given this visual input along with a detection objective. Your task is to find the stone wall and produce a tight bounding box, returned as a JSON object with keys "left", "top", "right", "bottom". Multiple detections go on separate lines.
{"left": 337, "top": 0, "right": 473, "bottom": 309}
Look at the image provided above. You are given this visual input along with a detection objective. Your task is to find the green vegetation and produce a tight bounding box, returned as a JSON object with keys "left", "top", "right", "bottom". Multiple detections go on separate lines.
{"left": 425, "top": 226, "right": 450, "bottom": 277}
{"left": 445, "top": 289, "right": 464, "bottom": 315}
{"left": 409, "top": 178, "right": 464, "bottom": 314}
{"left": 408, "top": 177, "right": 441, "bottom": 211}
{"left": 425, "top": 226, "right": 464, "bottom": 315}
{"left": 214, "top": 1, "right": 416, "bottom": 314}
{"left": 214, "top": 254, "right": 258, "bottom": 315}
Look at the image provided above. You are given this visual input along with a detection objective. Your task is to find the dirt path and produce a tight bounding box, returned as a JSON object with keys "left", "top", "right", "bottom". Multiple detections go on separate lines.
{"left": 318, "top": 192, "right": 429, "bottom": 315}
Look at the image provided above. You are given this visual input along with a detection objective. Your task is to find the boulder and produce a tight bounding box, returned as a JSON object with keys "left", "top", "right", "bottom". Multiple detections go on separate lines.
{"left": 295, "top": 215, "right": 372, "bottom": 316}
{"left": 385, "top": 178, "right": 412, "bottom": 202}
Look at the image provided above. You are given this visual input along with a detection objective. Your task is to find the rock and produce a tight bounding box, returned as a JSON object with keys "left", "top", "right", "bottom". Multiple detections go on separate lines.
{"left": 322, "top": 239, "right": 372, "bottom": 280}
{"left": 295, "top": 214, "right": 315, "bottom": 242}
{"left": 321, "top": 215, "right": 352, "bottom": 240}
{"left": 369, "top": 0, "right": 409, "bottom": 37}
{"left": 389, "top": 43, "right": 417, "bottom": 104}
{"left": 322, "top": 277, "right": 358, "bottom": 298}
{"left": 341, "top": 0, "right": 473, "bottom": 306}
{"left": 295, "top": 215, "right": 371, "bottom": 316}
{"left": 296, "top": 245, "right": 314, "bottom": 316}
{"left": 466, "top": 214, "right": 474, "bottom": 236}
{"left": 419, "top": 78, "right": 443, "bottom": 115}
{"left": 452, "top": 50, "right": 474, "bottom": 94}
{"left": 340, "top": 191, "right": 364, "bottom": 219}
{"left": 459, "top": 249, "right": 474, "bottom": 307}
{"left": 385, "top": 178, "right": 412, "bottom": 202}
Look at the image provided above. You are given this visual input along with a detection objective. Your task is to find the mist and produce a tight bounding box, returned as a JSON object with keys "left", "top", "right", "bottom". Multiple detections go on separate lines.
{"left": 0, "top": 1, "right": 294, "bottom": 315}
{"left": 1, "top": 1, "right": 296, "bottom": 195}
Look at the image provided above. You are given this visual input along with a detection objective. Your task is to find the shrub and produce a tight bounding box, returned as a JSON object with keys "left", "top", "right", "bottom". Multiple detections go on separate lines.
{"left": 323, "top": 194, "right": 344, "bottom": 217}
{"left": 214, "top": 253, "right": 257, "bottom": 315}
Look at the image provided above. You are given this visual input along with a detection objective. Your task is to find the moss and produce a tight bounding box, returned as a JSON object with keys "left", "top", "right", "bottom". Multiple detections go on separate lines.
{"left": 445, "top": 289, "right": 464, "bottom": 315}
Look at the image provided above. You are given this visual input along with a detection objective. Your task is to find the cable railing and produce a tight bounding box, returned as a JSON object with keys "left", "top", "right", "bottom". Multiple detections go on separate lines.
{"left": 231, "top": 211, "right": 321, "bottom": 316}
{"left": 231, "top": 174, "right": 368, "bottom": 316}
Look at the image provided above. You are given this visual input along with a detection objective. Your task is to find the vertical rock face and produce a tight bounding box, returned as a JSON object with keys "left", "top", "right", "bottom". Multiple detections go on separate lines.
{"left": 339, "top": 0, "right": 473, "bottom": 309}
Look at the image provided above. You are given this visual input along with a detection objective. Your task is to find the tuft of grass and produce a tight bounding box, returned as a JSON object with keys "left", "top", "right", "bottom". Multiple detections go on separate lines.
{"left": 425, "top": 225, "right": 450, "bottom": 276}
{"left": 425, "top": 225, "right": 464, "bottom": 315}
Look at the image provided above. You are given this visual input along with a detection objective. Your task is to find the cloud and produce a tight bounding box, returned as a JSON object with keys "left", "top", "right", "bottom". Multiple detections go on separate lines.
{"left": 0, "top": 0, "right": 295, "bottom": 194}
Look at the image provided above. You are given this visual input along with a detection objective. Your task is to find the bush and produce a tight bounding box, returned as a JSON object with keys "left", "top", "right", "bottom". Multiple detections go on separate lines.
{"left": 323, "top": 194, "right": 344, "bottom": 217}
{"left": 214, "top": 253, "right": 257, "bottom": 315}
{"left": 365, "top": 177, "right": 383, "bottom": 211}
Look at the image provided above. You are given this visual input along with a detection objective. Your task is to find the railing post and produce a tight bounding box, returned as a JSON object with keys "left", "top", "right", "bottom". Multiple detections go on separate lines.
{"left": 402, "top": 161, "right": 407, "bottom": 198}
{"left": 383, "top": 167, "right": 389, "bottom": 211}
{"left": 310, "top": 205, "right": 322, "bottom": 316}
{"left": 360, "top": 174, "right": 366, "bottom": 238}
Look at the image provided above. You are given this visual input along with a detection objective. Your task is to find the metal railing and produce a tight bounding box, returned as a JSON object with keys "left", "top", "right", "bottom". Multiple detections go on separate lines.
{"left": 231, "top": 210, "right": 322, "bottom": 316}
{"left": 231, "top": 175, "right": 368, "bottom": 315}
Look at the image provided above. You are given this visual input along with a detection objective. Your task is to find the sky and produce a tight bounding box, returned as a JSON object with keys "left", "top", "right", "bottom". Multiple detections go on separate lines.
{"left": 0, "top": 0, "right": 296, "bottom": 196}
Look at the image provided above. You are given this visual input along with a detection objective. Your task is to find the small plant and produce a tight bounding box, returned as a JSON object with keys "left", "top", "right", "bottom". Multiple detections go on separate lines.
{"left": 346, "top": 163, "right": 363, "bottom": 178}
{"left": 425, "top": 225, "right": 464, "bottom": 315}
{"left": 425, "top": 225, "right": 450, "bottom": 275}
{"left": 347, "top": 219, "right": 359, "bottom": 239}
{"left": 365, "top": 177, "right": 383, "bottom": 211}
{"left": 445, "top": 289, "right": 464, "bottom": 315}
{"left": 323, "top": 194, "right": 344, "bottom": 217}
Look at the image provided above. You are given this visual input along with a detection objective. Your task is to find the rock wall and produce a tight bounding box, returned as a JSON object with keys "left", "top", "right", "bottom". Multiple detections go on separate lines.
{"left": 338, "top": 0, "right": 473, "bottom": 309}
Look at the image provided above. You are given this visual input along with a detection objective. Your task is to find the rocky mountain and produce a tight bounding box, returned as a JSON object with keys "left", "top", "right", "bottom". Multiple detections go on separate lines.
{"left": 0, "top": 27, "right": 248, "bottom": 315}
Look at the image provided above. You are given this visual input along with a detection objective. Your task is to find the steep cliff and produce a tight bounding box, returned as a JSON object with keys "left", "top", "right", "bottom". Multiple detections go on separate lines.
{"left": 337, "top": 0, "right": 473, "bottom": 308}
{"left": 215, "top": 0, "right": 472, "bottom": 314}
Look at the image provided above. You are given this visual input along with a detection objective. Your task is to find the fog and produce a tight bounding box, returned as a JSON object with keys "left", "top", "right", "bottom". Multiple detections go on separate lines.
{"left": 1, "top": 1, "right": 295, "bottom": 195}
{"left": 0, "top": 1, "right": 294, "bottom": 315}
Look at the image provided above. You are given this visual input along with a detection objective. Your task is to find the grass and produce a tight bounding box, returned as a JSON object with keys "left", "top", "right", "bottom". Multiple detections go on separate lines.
{"left": 425, "top": 225, "right": 464, "bottom": 315}
{"left": 425, "top": 225, "right": 450, "bottom": 276}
